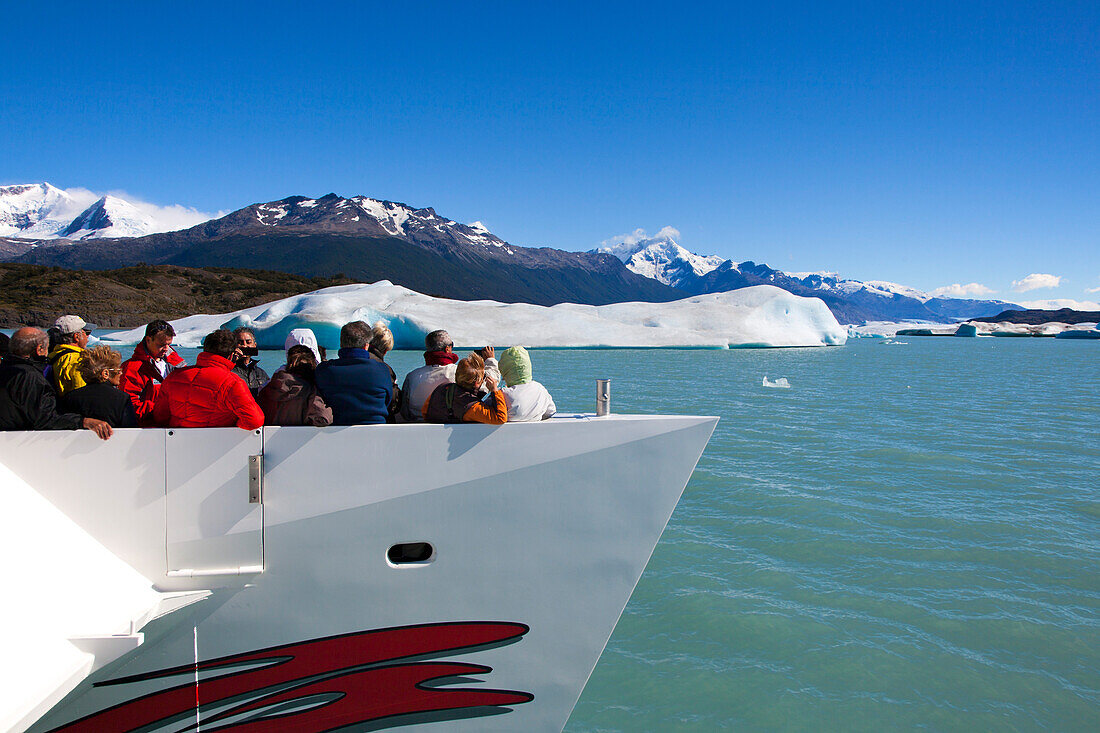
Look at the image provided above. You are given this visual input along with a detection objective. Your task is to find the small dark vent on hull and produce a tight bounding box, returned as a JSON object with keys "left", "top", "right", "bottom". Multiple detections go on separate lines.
{"left": 388, "top": 542, "right": 435, "bottom": 566}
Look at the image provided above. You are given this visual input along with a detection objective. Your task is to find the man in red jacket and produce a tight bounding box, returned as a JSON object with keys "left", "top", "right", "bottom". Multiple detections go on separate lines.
{"left": 121, "top": 320, "right": 186, "bottom": 425}
{"left": 152, "top": 329, "right": 264, "bottom": 430}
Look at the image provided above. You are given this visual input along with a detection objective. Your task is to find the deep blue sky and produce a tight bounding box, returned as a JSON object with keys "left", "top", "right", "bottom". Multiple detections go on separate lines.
{"left": 3, "top": 1, "right": 1097, "bottom": 304}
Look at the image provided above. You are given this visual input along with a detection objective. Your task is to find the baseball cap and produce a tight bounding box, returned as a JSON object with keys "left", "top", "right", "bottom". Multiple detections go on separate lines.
{"left": 55, "top": 315, "right": 96, "bottom": 335}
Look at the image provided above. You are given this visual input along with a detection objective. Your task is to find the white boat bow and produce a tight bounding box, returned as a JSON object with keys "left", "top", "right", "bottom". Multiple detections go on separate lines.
{"left": 1, "top": 413, "right": 717, "bottom": 732}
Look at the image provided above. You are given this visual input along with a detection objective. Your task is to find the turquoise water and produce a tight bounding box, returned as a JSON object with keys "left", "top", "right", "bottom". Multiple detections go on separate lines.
{"left": 555, "top": 339, "right": 1097, "bottom": 731}
{"left": 157, "top": 339, "right": 1100, "bottom": 729}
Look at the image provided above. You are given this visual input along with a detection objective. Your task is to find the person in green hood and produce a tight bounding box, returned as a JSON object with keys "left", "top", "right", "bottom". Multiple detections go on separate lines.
{"left": 497, "top": 346, "right": 556, "bottom": 422}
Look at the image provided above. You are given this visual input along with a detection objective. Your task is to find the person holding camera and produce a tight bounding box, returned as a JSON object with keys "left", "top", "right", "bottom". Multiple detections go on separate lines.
{"left": 231, "top": 327, "right": 270, "bottom": 396}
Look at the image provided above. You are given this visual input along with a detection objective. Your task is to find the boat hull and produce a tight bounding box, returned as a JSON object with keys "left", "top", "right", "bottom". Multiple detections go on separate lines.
{"left": 1, "top": 414, "right": 716, "bottom": 732}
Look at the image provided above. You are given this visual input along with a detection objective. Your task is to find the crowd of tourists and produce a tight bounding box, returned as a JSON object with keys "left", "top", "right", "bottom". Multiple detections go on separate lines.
{"left": 0, "top": 315, "right": 556, "bottom": 440}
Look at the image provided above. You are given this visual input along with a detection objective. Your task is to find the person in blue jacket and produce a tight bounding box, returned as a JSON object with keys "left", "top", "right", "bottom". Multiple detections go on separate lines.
{"left": 313, "top": 321, "right": 394, "bottom": 425}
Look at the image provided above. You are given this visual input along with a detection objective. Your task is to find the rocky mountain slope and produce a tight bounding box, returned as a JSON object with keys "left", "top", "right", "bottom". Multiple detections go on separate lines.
{"left": 0, "top": 263, "right": 354, "bottom": 328}
{"left": 970, "top": 308, "right": 1100, "bottom": 325}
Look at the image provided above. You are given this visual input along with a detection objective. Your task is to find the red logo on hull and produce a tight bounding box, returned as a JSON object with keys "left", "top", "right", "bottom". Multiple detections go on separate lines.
{"left": 50, "top": 622, "right": 532, "bottom": 732}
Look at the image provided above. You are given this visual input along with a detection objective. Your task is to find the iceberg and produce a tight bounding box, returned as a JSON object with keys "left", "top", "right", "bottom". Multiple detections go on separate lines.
{"left": 762, "top": 376, "right": 791, "bottom": 389}
{"left": 102, "top": 281, "right": 847, "bottom": 350}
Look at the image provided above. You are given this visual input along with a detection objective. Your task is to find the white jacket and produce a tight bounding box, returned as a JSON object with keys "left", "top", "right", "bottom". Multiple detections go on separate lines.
{"left": 398, "top": 358, "right": 500, "bottom": 422}
{"left": 502, "top": 380, "right": 557, "bottom": 422}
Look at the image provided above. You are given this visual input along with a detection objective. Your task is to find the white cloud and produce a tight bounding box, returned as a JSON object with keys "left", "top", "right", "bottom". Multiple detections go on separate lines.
{"left": 103, "top": 189, "right": 223, "bottom": 233}
{"left": 1011, "top": 273, "right": 1062, "bottom": 292}
{"left": 930, "top": 282, "right": 994, "bottom": 298}
{"left": 1018, "top": 298, "right": 1100, "bottom": 311}
{"left": 599, "top": 226, "right": 681, "bottom": 248}
{"left": 1087, "top": 285, "right": 1100, "bottom": 294}
{"left": 47, "top": 186, "right": 100, "bottom": 222}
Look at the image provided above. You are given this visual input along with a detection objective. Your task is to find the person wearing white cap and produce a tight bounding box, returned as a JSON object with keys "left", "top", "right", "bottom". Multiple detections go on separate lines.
{"left": 283, "top": 328, "right": 323, "bottom": 364}
{"left": 48, "top": 315, "right": 95, "bottom": 397}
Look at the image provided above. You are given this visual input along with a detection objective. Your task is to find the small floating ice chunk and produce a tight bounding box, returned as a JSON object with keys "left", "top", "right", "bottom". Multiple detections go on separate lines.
{"left": 762, "top": 376, "right": 791, "bottom": 389}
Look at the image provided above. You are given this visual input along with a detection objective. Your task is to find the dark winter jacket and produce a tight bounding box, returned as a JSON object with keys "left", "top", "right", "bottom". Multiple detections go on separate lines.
{"left": 120, "top": 342, "right": 185, "bottom": 424}
{"left": 257, "top": 369, "right": 332, "bottom": 426}
{"left": 0, "top": 354, "right": 83, "bottom": 431}
{"left": 232, "top": 358, "right": 270, "bottom": 395}
{"left": 313, "top": 347, "right": 393, "bottom": 425}
{"left": 152, "top": 352, "right": 264, "bottom": 429}
{"left": 60, "top": 382, "right": 139, "bottom": 428}
{"left": 369, "top": 347, "right": 401, "bottom": 421}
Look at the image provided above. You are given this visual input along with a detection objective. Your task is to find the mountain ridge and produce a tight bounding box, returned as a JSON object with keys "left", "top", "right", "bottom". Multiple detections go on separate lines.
{"left": 4, "top": 183, "right": 1023, "bottom": 320}
{"left": 8, "top": 191, "right": 681, "bottom": 307}
{"left": 594, "top": 230, "right": 1021, "bottom": 323}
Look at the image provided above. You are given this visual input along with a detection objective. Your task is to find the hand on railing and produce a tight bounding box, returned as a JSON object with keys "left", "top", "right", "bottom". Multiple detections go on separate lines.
{"left": 83, "top": 417, "right": 114, "bottom": 440}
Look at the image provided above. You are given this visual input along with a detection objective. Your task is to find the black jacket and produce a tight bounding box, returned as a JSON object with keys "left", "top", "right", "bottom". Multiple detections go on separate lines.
{"left": 60, "top": 382, "right": 139, "bottom": 428}
{"left": 369, "top": 348, "right": 401, "bottom": 421}
{"left": 232, "top": 359, "right": 270, "bottom": 396}
{"left": 0, "top": 354, "right": 83, "bottom": 431}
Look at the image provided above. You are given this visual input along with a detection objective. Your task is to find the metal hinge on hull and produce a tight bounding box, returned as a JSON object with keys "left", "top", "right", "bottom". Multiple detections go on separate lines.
{"left": 248, "top": 453, "right": 262, "bottom": 503}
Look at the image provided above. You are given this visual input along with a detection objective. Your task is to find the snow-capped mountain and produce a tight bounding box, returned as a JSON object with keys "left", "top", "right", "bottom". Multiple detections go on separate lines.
{"left": 59, "top": 195, "right": 156, "bottom": 240}
{"left": 0, "top": 183, "right": 83, "bottom": 238}
{"left": 593, "top": 229, "right": 724, "bottom": 288}
{"left": 598, "top": 235, "right": 1019, "bottom": 323}
{"left": 789, "top": 271, "right": 933, "bottom": 302}
{"left": 0, "top": 183, "right": 210, "bottom": 241}
{"left": 197, "top": 193, "right": 517, "bottom": 255}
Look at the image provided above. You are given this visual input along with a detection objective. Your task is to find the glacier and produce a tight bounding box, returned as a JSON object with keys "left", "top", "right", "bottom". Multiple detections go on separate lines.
{"left": 102, "top": 281, "right": 847, "bottom": 350}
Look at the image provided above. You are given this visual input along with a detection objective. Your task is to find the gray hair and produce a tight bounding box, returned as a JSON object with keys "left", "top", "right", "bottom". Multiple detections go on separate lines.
{"left": 10, "top": 328, "right": 48, "bottom": 358}
{"left": 232, "top": 326, "right": 256, "bottom": 340}
{"left": 370, "top": 321, "right": 394, "bottom": 355}
{"left": 425, "top": 329, "right": 452, "bottom": 352}
{"left": 340, "top": 320, "right": 372, "bottom": 349}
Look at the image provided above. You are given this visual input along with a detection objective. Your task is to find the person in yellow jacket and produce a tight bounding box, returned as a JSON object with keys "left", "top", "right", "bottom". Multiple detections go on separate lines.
{"left": 48, "top": 315, "right": 96, "bottom": 396}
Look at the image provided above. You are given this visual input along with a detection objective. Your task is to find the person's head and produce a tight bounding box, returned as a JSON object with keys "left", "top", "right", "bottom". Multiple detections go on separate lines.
{"left": 455, "top": 352, "right": 485, "bottom": 392}
{"left": 143, "top": 320, "right": 175, "bottom": 359}
{"left": 47, "top": 326, "right": 63, "bottom": 351}
{"left": 78, "top": 345, "right": 124, "bottom": 386}
{"left": 10, "top": 327, "right": 48, "bottom": 359}
{"left": 370, "top": 321, "right": 394, "bottom": 357}
{"left": 498, "top": 346, "right": 533, "bottom": 387}
{"left": 286, "top": 344, "right": 318, "bottom": 380}
{"left": 339, "top": 320, "right": 371, "bottom": 349}
{"left": 425, "top": 329, "right": 452, "bottom": 353}
{"left": 202, "top": 329, "right": 237, "bottom": 359}
{"left": 233, "top": 327, "right": 258, "bottom": 350}
{"left": 283, "top": 328, "right": 321, "bottom": 363}
{"left": 55, "top": 315, "right": 94, "bottom": 348}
